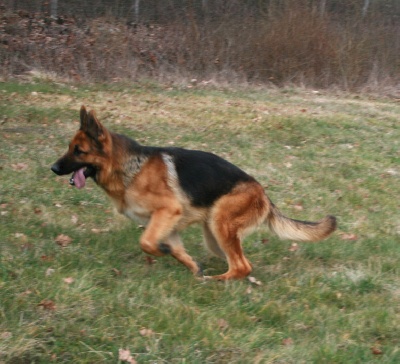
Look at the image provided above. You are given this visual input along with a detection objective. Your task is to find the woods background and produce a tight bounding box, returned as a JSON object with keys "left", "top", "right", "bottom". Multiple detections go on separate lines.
{"left": 1, "top": 0, "right": 400, "bottom": 92}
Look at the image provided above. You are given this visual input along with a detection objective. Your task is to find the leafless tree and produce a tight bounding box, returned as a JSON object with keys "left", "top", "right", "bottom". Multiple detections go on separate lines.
{"left": 362, "top": 0, "right": 370, "bottom": 17}
{"left": 50, "top": 0, "right": 58, "bottom": 18}
{"left": 320, "top": 0, "right": 327, "bottom": 16}
{"left": 133, "top": 0, "right": 140, "bottom": 23}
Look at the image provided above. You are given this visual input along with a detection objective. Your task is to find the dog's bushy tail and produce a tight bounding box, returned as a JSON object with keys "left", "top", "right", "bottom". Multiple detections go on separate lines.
{"left": 266, "top": 203, "right": 337, "bottom": 242}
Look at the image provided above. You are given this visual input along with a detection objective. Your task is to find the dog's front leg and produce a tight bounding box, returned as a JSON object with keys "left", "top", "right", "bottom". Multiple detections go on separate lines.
{"left": 139, "top": 207, "right": 181, "bottom": 256}
{"left": 139, "top": 208, "right": 201, "bottom": 275}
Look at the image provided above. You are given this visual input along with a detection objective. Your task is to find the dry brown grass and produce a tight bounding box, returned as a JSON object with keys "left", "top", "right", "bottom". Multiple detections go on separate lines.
{"left": 1, "top": 3, "right": 400, "bottom": 92}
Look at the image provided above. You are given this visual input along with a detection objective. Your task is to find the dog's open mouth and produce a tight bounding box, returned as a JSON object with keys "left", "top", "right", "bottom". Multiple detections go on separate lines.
{"left": 69, "top": 166, "right": 95, "bottom": 189}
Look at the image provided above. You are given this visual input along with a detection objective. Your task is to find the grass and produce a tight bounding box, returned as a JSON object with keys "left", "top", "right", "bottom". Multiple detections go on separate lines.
{"left": 0, "top": 80, "right": 400, "bottom": 363}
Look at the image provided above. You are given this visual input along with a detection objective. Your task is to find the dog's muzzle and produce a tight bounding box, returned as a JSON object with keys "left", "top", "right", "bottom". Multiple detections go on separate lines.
{"left": 51, "top": 163, "right": 62, "bottom": 175}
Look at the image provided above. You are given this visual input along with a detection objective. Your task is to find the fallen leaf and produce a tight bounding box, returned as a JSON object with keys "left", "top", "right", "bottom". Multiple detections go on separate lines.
{"left": 340, "top": 233, "right": 358, "bottom": 241}
{"left": 0, "top": 332, "right": 12, "bottom": 340}
{"left": 386, "top": 168, "right": 398, "bottom": 176}
{"left": 119, "top": 349, "right": 131, "bottom": 360}
{"left": 55, "top": 234, "right": 72, "bottom": 247}
{"left": 145, "top": 256, "right": 156, "bottom": 265}
{"left": 111, "top": 268, "right": 122, "bottom": 276}
{"left": 293, "top": 204, "right": 304, "bottom": 211}
{"left": 63, "top": 277, "right": 74, "bottom": 284}
{"left": 139, "top": 328, "right": 154, "bottom": 337}
{"left": 294, "top": 323, "right": 313, "bottom": 331}
{"left": 342, "top": 332, "right": 351, "bottom": 341}
{"left": 248, "top": 276, "right": 262, "bottom": 286}
{"left": 34, "top": 207, "right": 42, "bottom": 214}
{"left": 21, "top": 243, "right": 34, "bottom": 250}
{"left": 71, "top": 214, "right": 78, "bottom": 224}
{"left": 38, "top": 299, "right": 56, "bottom": 311}
{"left": 282, "top": 337, "right": 294, "bottom": 346}
{"left": 118, "top": 348, "right": 137, "bottom": 363}
{"left": 288, "top": 242, "right": 299, "bottom": 252}
{"left": 217, "top": 318, "right": 229, "bottom": 331}
{"left": 371, "top": 347, "right": 383, "bottom": 355}
{"left": 91, "top": 228, "right": 109, "bottom": 234}
{"left": 19, "top": 290, "right": 32, "bottom": 297}
{"left": 40, "top": 255, "right": 54, "bottom": 262}
{"left": 15, "top": 233, "right": 27, "bottom": 242}
{"left": 46, "top": 268, "right": 55, "bottom": 276}
{"left": 11, "top": 162, "right": 28, "bottom": 171}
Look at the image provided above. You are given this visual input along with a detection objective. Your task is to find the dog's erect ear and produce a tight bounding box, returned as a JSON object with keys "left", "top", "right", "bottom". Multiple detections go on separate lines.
{"left": 79, "top": 106, "right": 105, "bottom": 141}
{"left": 86, "top": 110, "right": 105, "bottom": 141}
{"left": 80, "top": 105, "right": 88, "bottom": 130}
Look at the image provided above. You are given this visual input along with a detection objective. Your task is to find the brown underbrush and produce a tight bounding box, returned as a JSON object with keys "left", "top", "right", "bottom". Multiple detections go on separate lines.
{"left": 1, "top": 2, "right": 399, "bottom": 92}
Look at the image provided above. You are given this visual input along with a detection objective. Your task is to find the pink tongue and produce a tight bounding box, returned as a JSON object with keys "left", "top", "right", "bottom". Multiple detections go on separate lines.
{"left": 72, "top": 168, "right": 86, "bottom": 189}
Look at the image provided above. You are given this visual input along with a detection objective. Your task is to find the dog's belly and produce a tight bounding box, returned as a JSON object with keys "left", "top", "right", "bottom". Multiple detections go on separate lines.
{"left": 110, "top": 191, "right": 208, "bottom": 230}
{"left": 122, "top": 204, "right": 207, "bottom": 230}
{"left": 118, "top": 201, "right": 207, "bottom": 231}
{"left": 123, "top": 207, "right": 151, "bottom": 225}
{"left": 120, "top": 203, "right": 151, "bottom": 225}
{"left": 175, "top": 205, "right": 208, "bottom": 230}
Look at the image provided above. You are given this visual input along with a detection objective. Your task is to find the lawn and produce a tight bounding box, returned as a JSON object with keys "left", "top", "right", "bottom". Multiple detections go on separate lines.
{"left": 1, "top": 80, "right": 399, "bottom": 363}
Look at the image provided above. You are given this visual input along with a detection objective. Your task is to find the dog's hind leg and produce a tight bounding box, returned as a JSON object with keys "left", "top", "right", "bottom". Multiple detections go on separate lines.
{"left": 204, "top": 182, "right": 267, "bottom": 280}
{"left": 202, "top": 223, "right": 226, "bottom": 259}
{"left": 204, "top": 227, "right": 252, "bottom": 280}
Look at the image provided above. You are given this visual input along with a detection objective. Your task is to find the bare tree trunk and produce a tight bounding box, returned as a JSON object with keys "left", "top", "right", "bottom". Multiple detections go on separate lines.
{"left": 362, "top": 0, "right": 370, "bottom": 17}
{"left": 50, "top": 0, "right": 58, "bottom": 19}
{"left": 320, "top": 0, "right": 327, "bottom": 17}
{"left": 202, "top": 0, "right": 208, "bottom": 12}
{"left": 134, "top": 0, "right": 140, "bottom": 23}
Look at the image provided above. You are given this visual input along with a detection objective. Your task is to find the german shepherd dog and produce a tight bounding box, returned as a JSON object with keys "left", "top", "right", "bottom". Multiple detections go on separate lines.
{"left": 51, "top": 106, "right": 336, "bottom": 280}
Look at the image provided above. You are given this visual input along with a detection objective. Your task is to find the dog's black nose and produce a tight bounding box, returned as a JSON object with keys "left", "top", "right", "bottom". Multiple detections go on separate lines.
{"left": 51, "top": 164, "right": 61, "bottom": 175}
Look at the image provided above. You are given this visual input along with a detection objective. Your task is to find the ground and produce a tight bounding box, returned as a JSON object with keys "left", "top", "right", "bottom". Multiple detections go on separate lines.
{"left": 0, "top": 80, "right": 399, "bottom": 363}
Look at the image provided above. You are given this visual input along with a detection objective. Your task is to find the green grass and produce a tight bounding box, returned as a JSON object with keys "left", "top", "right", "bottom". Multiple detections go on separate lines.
{"left": 1, "top": 81, "right": 400, "bottom": 363}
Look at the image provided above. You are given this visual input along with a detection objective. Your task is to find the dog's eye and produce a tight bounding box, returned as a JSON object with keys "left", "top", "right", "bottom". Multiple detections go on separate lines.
{"left": 73, "top": 145, "right": 85, "bottom": 156}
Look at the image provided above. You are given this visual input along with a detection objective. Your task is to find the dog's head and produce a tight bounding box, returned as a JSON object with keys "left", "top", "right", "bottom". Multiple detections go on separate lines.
{"left": 51, "top": 106, "right": 109, "bottom": 189}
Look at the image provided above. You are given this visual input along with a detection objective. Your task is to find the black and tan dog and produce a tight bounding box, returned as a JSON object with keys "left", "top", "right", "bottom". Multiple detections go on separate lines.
{"left": 51, "top": 106, "right": 336, "bottom": 280}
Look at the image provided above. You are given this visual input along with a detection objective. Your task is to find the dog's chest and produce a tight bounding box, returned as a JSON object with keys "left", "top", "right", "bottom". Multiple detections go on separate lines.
{"left": 118, "top": 190, "right": 152, "bottom": 223}
{"left": 107, "top": 189, "right": 151, "bottom": 224}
